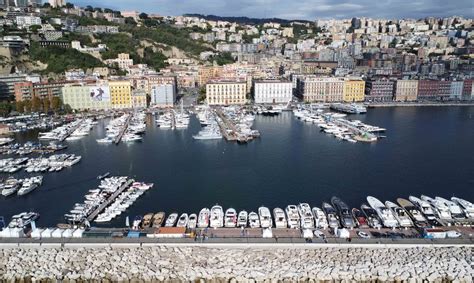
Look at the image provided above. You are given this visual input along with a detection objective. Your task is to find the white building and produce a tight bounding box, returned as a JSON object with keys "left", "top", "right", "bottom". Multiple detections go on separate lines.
{"left": 49, "top": 0, "right": 65, "bottom": 8}
{"left": 253, "top": 80, "right": 293, "bottom": 104}
{"left": 105, "top": 53, "right": 134, "bottom": 70}
{"left": 15, "top": 16, "right": 41, "bottom": 28}
{"left": 151, "top": 84, "right": 175, "bottom": 107}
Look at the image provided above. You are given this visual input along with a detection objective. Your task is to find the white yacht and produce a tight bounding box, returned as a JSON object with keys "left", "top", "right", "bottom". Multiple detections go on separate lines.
{"left": 421, "top": 195, "right": 452, "bottom": 220}
{"left": 312, "top": 207, "right": 329, "bottom": 229}
{"left": 298, "top": 203, "right": 314, "bottom": 229}
{"left": 397, "top": 198, "right": 429, "bottom": 228}
{"left": 187, "top": 214, "right": 197, "bottom": 229}
{"left": 273, "top": 208, "right": 287, "bottom": 228}
{"left": 409, "top": 196, "right": 437, "bottom": 221}
{"left": 285, "top": 205, "right": 300, "bottom": 229}
{"left": 435, "top": 197, "right": 465, "bottom": 219}
{"left": 385, "top": 201, "right": 413, "bottom": 227}
{"left": 258, "top": 206, "right": 272, "bottom": 228}
{"left": 248, "top": 212, "right": 260, "bottom": 228}
{"left": 165, "top": 213, "right": 178, "bottom": 227}
{"left": 176, "top": 213, "right": 189, "bottom": 227}
{"left": 224, "top": 208, "right": 237, "bottom": 228}
{"left": 321, "top": 202, "right": 340, "bottom": 229}
{"left": 210, "top": 205, "right": 224, "bottom": 228}
{"left": 197, "top": 208, "right": 210, "bottom": 228}
{"left": 367, "top": 196, "right": 398, "bottom": 228}
{"left": 451, "top": 197, "right": 474, "bottom": 219}
{"left": 237, "top": 210, "right": 248, "bottom": 227}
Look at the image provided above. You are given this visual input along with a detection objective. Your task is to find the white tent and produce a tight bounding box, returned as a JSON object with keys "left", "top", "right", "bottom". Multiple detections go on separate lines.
{"left": 51, "top": 228, "right": 64, "bottom": 238}
{"left": 302, "top": 229, "right": 314, "bottom": 239}
{"left": 262, "top": 228, "right": 273, "bottom": 238}
{"left": 337, "top": 228, "right": 350, "bottom": 239}
{"left": 31, "top": 228, "right": 44, "bottom": 238}
{"left": 72, "top": 229, "right": 84, "bottom": 238}
{"left": 40, "top": 228, "right": 53, "bottom": 238}
{"left": 62, "top": 229, "right": 74, "bottom": 238}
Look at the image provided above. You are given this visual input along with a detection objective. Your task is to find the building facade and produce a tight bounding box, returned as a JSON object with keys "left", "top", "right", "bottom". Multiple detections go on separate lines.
{"left": 298, "top": 77, "right": 344, "bottom": 102}
{"left": 449, "top": 81, "right": 464, "bottom": 100}
{"left": 131, "top": 89, "right": 147, "bottom": 108}
{"left": 206, "top": 81, "right": 247, "bottom": 105}
{"left": 61, "top": 84, "right": 112, "bottom": 110}
{"left": 365, "top": 79, "right": 394, "bottom": 102}
{"left": 109, "top": 80, "right": 132, "bottom": 109}
{"left": 343, "top": 78, "right": 365, "bottom": 102}
{"left": 394, "top": 80, "right": 419, "bottom": 102}
{"left": 14, "top": 81, "right": 64, "bottom": 102}
{"left": 253, "top": 80, "right": 293, "bottom": 104}
{"left": 150, "top": 84, "right": 175, "bottom": 107}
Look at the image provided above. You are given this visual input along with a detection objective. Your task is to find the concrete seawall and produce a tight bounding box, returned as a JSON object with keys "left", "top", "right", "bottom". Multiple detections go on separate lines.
{"left": 0, "top": 244, "right": 472, "bottom": 281}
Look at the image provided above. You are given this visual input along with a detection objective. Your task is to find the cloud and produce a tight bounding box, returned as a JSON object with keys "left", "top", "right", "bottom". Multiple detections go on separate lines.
{"left": 69, "top": 0, "right": 473, "bottom": 20}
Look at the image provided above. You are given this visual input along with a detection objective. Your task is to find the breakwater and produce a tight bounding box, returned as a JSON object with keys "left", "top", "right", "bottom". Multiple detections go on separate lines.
{"left": 0, "top": 245, "right": 472, "bottom": 281}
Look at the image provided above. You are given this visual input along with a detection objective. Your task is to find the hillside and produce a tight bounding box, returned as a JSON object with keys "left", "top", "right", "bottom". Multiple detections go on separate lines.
{"left": 183, "top": 14, "right": 313, "bottom": 25}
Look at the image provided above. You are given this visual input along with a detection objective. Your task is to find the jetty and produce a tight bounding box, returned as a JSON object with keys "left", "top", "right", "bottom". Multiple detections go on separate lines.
{"left": 215, "top": 108, "right": 258, "bottom": 143}
{"left": 58, "top": 121, "right": 82, "bottom": 142}
{"left": 86, "top": 179, "right": 134, "bottom": 223}
{"left": 331, "top": 118, "right": 378, "bottom": 142}
{"left": 113, "top": 115, "right": 132, "bottom": 144}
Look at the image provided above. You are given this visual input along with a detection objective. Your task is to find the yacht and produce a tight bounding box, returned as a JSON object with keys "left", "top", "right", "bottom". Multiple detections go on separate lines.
{"left": 197, "top": 208, "right": 210, "bottom": 228}
{"left": 451, "top": 197, "right": 474, "bottom": 219}
{"left": 1, "top": 177, "right": 22, "bottom": 197}
{"left": 409, "top": 196, "right": 437, "bottom": 222}
{"left": 152, "top": 212, "right": 165, "bottom": 227}
{"left": 435, "top": 197, "right": 465, "bottom": 219}
{"left": 297, "top": 203, "right": 314, "bottom": 229}
{"left": 285, "top": 205, "right": 300, "bottom": 229}
{"left": 421, "top": 195, "right": 452, "bottom": 221}
{"left": 224, "top": 208, "right": 237, "bottom": 228}
{"left": 258, "top": 206, "right": 272, "bottom": 228}
{"left": 360, "top": 204, "right": 382, "bottom": 228}
{"left": 312, "top": 207, "right": 329, "bottom": 229}
{"left": 367, "top": 196, "right": 398, "bottom": 228}
{"left": 142, "top": 213, "right": 154, "bottom": 228}
{"left": 273, "top": 208, "right": 287, "bottom": 228}
{"left": 322, "top": 202, "right": 340, "bottom": 229}
{"left": 187, "top": 214, "right": 197, "bottom": 229}
{"left": 8, "top": 212, "right": 40, "bottom": 228}
{"left": 210, "top": 205, "right": 224, "bottom": 228}
{"left": 248, "top": 212, "right": 260, "bottom": 228}
{"left": 385, "top": 201, "right": 413, "bottom": 227}
{"left": 17, "top": 176, "right": 43, "bottom": 196}
{"left": 176, "top": 213, "right": 189, "bottom": 227}
{"left": 331, "top": 197, "right": 356, "bottom": 228}
{"left": 165, "top": 213, "right": 178, "bottom": 227}
{"left": 397, "top": 198, "right": 429, "bottom": 228}
{"left": 351, "top": 208, "right": 369, "bottom": 228}
{"left": 237, "top": 210, "right": 248, "bottom": 227}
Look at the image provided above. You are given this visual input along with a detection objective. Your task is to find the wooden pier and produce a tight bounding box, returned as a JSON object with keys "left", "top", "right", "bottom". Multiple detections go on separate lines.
{"left": 113, "top": 115, "right": 132, "bottom": 144}
{"left": 86, "top": 179, "right": 134, "bottom": 223}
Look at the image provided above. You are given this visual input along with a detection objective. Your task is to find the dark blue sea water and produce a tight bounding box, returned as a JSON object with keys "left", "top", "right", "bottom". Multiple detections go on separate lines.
{"left": 1, "top": 107, "right": 473, "bottom": 227}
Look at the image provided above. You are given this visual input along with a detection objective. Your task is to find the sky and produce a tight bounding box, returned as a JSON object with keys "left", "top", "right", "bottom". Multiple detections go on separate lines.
{"left": 69, "top": 0, "right": 473, "bottom": 20}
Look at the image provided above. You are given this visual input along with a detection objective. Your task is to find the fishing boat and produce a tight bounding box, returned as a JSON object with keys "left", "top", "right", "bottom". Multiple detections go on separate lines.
{"left": 197, "top": 208, "right": 210, "bottom": 228}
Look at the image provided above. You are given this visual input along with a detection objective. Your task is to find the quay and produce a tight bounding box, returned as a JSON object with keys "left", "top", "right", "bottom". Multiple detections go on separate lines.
{"left": 85, "top": 179, "right": 134, "bottom": 223}
{"left": 367, "top": 102, "right": 474, "bottom": 108}
{"left": 113, "top": 115, "right": 132, "bottom": 144}
{"left": 58, "top": 120, "right": 82, "bottom": 142}
{"left": 215, "top": 108, "right": 256, "bottom": 143}
{"left": 330, "top": 117, "right": 378, "bottom": 142}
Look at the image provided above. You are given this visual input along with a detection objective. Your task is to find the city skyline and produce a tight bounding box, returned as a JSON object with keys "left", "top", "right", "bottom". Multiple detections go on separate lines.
{"left": 69, "top": 0, "right": 473, "bottom": 20}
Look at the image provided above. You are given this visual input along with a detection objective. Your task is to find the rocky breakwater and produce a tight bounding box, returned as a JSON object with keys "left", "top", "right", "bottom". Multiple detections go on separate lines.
{"left": 0, "top": 246, "right": 472, "bottom": 282}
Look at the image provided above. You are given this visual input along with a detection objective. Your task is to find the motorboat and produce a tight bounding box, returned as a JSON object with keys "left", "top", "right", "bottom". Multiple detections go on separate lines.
{"left": 8, "top": 212, "right": 40, "bottom": 228}
{"left": 331, "top": 197, "right": 356, "bottom": 228}
{"left": 367, "top": 196, "right": 398, "bottom": 228}
{"left": 197, "top": 208, "right": 210, "bottom": 228}
{"left": 312, "top": 207, "right": 329, "bottom": 229}
{"left": 142, "top": 213, "right": 154, "bottom": 228}
{"left": 210, "top": 205, "right": 224, "bottom": 228}
{"left": 322, "top": 202, "right": 340, "bottom": 229}
{"left": 351, "top": 208, "right": 369, "bottom": 228}
{"left": 435, "top": 197, "right": 465, "bottom": 220}
{"left": 258, "top": 206, "right": 272, "bottom": 228}
{"left": 421, "top": 195, "right": 452, "bottom": 221}
{"left": 385, "top": 201, "right": 413, "bottom": 228}
{"left": 187, "top": 213, "right": 197, "bottom": 229}
{"left": 273, "top": 208, "right": 287, "bottom": 228}
{"left": 409, "top": 196, "right": 437, "bottom": 222}
{"left": 224, "top": 208, "right": 237, "bottom": 228}
{"left": 165, "top": 213, "right": 178, "bottom": 227}
{"left": 451, "top": 197, "right": 474, "bottom": 219}
{"left": 297, "top": 203, "right": 314, "bottom": 229}
{"left": 397, "top": 198, "right": 429, "bottom": 228}
{"left": 237, "top": 210, "right": 248, "bottom": 227}
{"left": 360, "top": 204, "right": 382, "bottom": 228}
{"left": 176, "top": 213, "right": 189, "bottom": 227}
{"left": 285, "top": 205, "right": 300, "bottom": 229}
{"left": 152, "top": 212, "right": 165, "bottom": 227}
{"left": 1, "top": 177, "right": 22, "bottom": 197}
{"left": 248, "top": 212, "right": 260, "bottom": 228}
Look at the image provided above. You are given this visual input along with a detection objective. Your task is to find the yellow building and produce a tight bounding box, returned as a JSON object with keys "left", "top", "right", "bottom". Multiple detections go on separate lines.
{"left": 198, "top": 66, "right": 223, "bottom": 86}
{"left": 206, "top": 81, "right": 247, "bottom": 105}
{"left": 343, "top": 79, "right": 365, "bottom": 102}
{"left": 109, "top": 80, "right": 132, "bottom": 109}
{"left": 131, "top": 89, "right": 147, "bottom": 108}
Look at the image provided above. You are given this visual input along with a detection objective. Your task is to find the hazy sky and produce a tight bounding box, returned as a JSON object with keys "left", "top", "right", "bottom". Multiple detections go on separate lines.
{"left": 69, "top": 0, "right": 473, "bottom": 20}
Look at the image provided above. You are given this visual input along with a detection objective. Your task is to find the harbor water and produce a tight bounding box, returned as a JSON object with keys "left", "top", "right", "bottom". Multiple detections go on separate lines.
{"left": 1, "top": 106, "right": 473, "bottom": 227}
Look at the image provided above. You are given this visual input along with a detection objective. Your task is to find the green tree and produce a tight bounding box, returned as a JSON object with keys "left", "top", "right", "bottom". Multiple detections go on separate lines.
{"left": 51, "top": 97, "right": 62, "bottom": 112}
{"left": 0, "top": 102, "right": 12, "bottom": 117}
{"left": 197, "top": 87, "right": 206, "bottom": 103}
{"left": 31, "top": 97, "right": 42, "bottom": 112}
{"left": 15, "top": 101, "right": 24, "bottom": 113}
{"left": 29, "top": 25, "right": 42, "bottom": 34}
{"left": 139, "top": 13, "right": 149, "bottom": 19}
{"left": 63, "top": 104, "right": 72, "bottom": 113}
{"left": 23, "top": 100, "right": 32, "bottom": 113}
{"left": 213, "top": 52, "right": 235, "bottom": 66}
{"left": 42, "top": 98, "right": 50, "bottom": 112}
